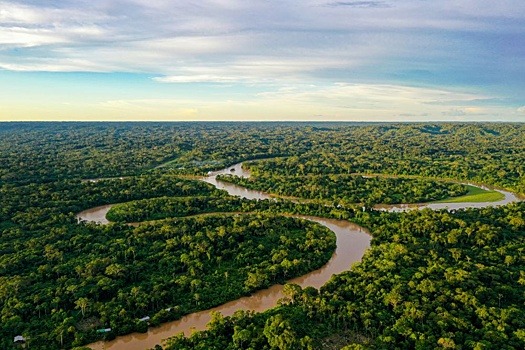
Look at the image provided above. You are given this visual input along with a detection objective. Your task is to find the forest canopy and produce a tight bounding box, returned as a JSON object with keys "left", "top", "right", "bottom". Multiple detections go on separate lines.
{"left": 0, "top": 122, "right": 524, "bottom": 349}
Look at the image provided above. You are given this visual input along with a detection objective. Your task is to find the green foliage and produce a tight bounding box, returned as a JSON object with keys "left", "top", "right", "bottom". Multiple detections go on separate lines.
{"left": 3, "top": 123, "right": 525, "bottom": 195}
{"left": 231, "top": 123, "right": 525, "bottom": 195}
{"left": 1, "top": 174, "right": 221, "bottom": 223}
{"left": 321, "top": 204, "right": 525, "bottom": 349}
{"left": 218, "top": 173, "right": 468, "bottom": 205}
{"left": 106, "top": 196, "right": 245, "bottom": 222}
{"left": 0, "top": 213, "right": 335, "bottom": 349}
{"left": 164, "top": 306, "right": 325, "bottom": 350}
{"left": 2, "top": 122, "right": 525, "bottom": 350}
{"left": 0, "top": 122, "right": 296, "bottom": 184}
{"left": 436, "top": 185, "right": 504, "bottom": 203}
{"left": 164, "top": 203, "right": 525, "bottom": 349}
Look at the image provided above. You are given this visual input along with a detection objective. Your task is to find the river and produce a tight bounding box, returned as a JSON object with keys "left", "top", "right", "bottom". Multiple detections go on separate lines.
{"left": 375, "top": 185, "right": 520, "bottom": 212}
{"left": 76, "top": 162, "right": 520, "bottom": 350}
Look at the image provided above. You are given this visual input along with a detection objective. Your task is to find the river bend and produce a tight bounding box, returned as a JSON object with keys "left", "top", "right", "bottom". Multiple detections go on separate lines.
{"left": 76, "top": 162, "right": 520, "bottom": 350}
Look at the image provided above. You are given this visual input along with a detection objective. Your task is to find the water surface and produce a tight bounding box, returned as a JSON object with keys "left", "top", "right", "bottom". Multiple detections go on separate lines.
{"left": 80, "top": 162, "right": 521, "bottom": 350}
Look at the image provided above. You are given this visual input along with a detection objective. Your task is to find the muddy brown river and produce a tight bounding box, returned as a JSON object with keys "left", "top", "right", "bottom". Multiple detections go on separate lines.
{"left": 75, "top": 162, "right": 520, "bottom": 350}
{"left": 82, "top": 216, "right": 370, "bottom": 350}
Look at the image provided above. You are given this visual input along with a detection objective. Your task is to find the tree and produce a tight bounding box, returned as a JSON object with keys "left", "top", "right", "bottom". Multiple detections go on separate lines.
{"left": 232, "top": 325, "right": 252, "bottom": 348}
{"left": 75, "top": 297, "right": 89, "bottom": 317}
{"left": 263, "top": 314, "right": 299, "bottom": 350}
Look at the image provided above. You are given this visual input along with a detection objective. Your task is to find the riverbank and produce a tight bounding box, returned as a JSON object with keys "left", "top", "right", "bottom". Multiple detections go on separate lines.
{"left": 435, "top": 184, "right": 504, "bottom": 203}
{"left": 84, "top": 215, "right": 370, "bottom": 350}
{"left": 78, "top": 160, "right": 523, "bottom": 350}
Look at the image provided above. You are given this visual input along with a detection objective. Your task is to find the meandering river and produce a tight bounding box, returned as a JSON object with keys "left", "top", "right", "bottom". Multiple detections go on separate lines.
{"left": 77, "top": 162, "right": 520, "bottom": 350}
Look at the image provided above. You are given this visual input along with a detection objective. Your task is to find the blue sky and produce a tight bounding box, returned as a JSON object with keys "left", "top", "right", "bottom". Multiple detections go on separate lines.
{"left": 1, "top": 0, "right": 524, "bottom": 121}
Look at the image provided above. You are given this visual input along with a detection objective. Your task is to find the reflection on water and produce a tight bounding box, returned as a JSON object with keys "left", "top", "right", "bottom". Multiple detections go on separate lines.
{"left": 84, "top": 162, "right": 371, "bottom": 350}
{"left": 82, "top": 162, "right": 521, "bottom": 350}
{"left": 76, "top": 204, "right": 112, "bottom": 224}
{"left": 202, "top": 161, "right": 273, "bottom": 201}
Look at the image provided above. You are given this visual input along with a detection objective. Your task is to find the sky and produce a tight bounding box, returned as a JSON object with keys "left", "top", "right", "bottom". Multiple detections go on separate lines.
{"left": 0, "top": 0, "right": 524, "bottom": 122}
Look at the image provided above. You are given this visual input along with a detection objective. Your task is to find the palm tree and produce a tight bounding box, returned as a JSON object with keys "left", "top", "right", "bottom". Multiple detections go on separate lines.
{"left": 75, "top": 297, "right": 89, "bottom": 317}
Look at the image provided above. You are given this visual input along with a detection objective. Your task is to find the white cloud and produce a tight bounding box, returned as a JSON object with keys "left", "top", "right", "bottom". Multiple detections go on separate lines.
{"left": 1, "top": 0, "right": 523, "bottom": 75}
{"left": 2, "top": 79, "right": 519, "bottom": 121}
{"left": 154, "top": 75, "right": 240, "bottom": 83}
{"left": 257, "top": 83, "right": 486, "bottom": 105}
{"left": 0, "top": 27, "right": 65, "bottom": 47}
{"left": 92, "top": 83, "right": 501, "bottom": 121}
{"left": 0, "top": 0, "right": 524, "bottom": 123}
{"left": 153, "top": 57, "right": 356, "bottom": 84}
{"left": 0, "top": 3, "right": 44, "bottom": 23}
{"left": 517, "top": 106, "right": 525, "bottom": 113}
{"left": 0, "top": 58, "right": 115, "bottom": 72}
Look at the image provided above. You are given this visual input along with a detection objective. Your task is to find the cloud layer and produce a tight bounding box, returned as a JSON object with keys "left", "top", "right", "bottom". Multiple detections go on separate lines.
{"left": 1, "top": 0, "right": 524, "bottom": 120}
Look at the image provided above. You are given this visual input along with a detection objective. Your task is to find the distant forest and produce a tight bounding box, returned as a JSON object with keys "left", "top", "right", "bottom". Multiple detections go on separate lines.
{"left": 1, "top": 122, "right": 524, "bottom": 193}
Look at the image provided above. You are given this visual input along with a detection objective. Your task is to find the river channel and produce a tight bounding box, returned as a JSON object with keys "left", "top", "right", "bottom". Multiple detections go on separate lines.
{"left": 77, "top": 162, "right": 520, "bottom": 350}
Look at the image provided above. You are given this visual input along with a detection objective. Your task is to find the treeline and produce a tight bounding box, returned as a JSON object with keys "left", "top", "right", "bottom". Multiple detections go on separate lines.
{"left": 163, "top": 203, "right": 525, "bottom": 350}
{"left": 217, "top": 173, "right": 467, "bottom": 205}
{"left": 105, "top": 193, "right": 371, "bottom": 224}
{"left": 2, "top": 123, "right": 525, "bottom": 194}
{"left": 0, "top": 123, "right": 179, "bottom": 184}
{"left": 106, "top": 196, "right": 247, "bottom": 222}
{"left": 0, "top": 122, "right": 301, "bottom": 184}
{"left": 235, "top": 123, "right": 525, "bottom": 195}
{"left": 1, "top": 175, "right": 222, "bottom": 226}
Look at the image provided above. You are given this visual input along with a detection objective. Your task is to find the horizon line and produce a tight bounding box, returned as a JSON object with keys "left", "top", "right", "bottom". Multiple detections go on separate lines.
{"left": 1, "top": 120, "right": 524, "bottom": 124}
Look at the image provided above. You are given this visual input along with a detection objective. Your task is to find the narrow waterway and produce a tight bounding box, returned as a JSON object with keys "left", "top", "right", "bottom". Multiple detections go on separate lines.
{"left": 79, "top": 162, "right": 371, "bottom": 350}
{"left": 76, "top": 161, "right": 521, "bottom": 350}
{"left": 201, "top": 160, "right": 272, "bottom": 200}
{"left": 77, "top": 204, "right": 112, "bottom": 224}
{"left": 375, "top": 184, "right": 520, "bottom": 212}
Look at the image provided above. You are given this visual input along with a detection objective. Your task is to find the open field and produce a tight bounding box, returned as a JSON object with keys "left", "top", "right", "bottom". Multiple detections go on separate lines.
{"left": 435, "top": 185, "right": 505, "bottom": 203}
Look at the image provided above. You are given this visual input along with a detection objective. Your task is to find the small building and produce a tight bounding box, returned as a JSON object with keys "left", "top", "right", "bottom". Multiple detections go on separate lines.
{"left": 139, "top": 316, "right": 150, "bottom": 322}
{"left": 14, "top": 335, "right": 26, "bottom": 343}
{"left": 96, "top": 328, "right": 112, "bottom": 333}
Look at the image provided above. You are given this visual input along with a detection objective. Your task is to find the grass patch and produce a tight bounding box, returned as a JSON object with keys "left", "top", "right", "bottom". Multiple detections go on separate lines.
{"left": 435, "top": 185, "right": 504, "bottom": 203}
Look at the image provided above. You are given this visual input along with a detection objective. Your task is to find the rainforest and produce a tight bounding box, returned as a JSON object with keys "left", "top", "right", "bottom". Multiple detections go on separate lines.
{"left": 1, "top": 122, "right": 524, "bottom": 350}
